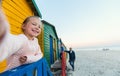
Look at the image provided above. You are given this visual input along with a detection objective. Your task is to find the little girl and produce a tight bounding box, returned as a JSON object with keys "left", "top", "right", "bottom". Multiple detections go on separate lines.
{"left": 0, "top": 2, "right": 43, "bottom": 71}
{"left": 6, "top": 16, "right": 43, "bottom": 71}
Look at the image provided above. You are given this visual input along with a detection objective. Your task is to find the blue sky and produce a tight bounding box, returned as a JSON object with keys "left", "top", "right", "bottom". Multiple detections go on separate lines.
{"left": 35, "top": 0, "right": 120, "bottom": 48}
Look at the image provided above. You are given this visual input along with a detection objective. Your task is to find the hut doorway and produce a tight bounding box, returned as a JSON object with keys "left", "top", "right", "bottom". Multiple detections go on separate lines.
{"left": 49, "top": 36, "right": 54, "bottom": 64}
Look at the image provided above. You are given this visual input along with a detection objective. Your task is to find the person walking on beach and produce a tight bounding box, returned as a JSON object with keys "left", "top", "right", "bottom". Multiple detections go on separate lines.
{"left": 65, "top": 47, "right": 76, "bottom": 71}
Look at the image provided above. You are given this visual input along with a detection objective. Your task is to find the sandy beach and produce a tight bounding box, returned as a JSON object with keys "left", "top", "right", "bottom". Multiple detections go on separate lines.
{"left": 67, "top": 50, "right": 120, "bottom": 76}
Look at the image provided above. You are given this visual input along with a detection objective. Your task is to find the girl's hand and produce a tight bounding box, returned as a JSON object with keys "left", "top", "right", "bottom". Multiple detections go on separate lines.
{"left": 19, "top": 56, "right": 27, "bottom": 64}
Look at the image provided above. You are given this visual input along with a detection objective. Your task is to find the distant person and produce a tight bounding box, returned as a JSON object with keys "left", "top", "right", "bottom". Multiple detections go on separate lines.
{"left": 65, "top": 47, "right": 76, "bottom": 71}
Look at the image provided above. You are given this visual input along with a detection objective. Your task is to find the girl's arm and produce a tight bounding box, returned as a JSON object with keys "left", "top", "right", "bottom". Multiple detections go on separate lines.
{"left": 0, "top": 1, "right": 11, "bottom": 62}
{"left": 0, "top": 2, "right": 9, "bottom": 44}
{"left": 26, "top": 51, "right": 43, "bottom": 63}
{"left": 0, "top": 2, "right": 9, "bottom": 29}
{"left": 23, "top": 46, "right": 43, "bottom": 64}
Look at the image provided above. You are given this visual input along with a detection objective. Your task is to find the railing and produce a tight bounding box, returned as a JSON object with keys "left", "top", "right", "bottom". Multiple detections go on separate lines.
{"left": 0, "top": 58, "right": 53, "bottom": 76}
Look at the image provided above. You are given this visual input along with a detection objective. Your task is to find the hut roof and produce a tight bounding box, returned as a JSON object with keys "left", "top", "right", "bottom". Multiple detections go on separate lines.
{"left": 27, "top": 0, "right": 42, "bottom": 18}
{"left": 42, "top": 20, "right": 59, "bottom": 39}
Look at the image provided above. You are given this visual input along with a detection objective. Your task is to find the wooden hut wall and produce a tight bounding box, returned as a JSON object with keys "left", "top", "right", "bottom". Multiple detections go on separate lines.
{"left": 2, "top": 0, "right": 34, "bottom": 34}
{"left": 43, "top": 22, "right": 58, "bottom": 66}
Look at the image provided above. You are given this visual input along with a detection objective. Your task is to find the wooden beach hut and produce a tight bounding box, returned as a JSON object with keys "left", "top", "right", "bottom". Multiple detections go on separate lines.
{"left": 0, "top": 0, "right": 42, "bottom": 72}
{"left": 41, "top": 20, "right": 59, "bottom": 66}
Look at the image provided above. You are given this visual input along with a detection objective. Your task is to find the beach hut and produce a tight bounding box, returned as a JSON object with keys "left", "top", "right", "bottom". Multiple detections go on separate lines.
{"left": 0, "top": 0, "right": 42, "bottom": 72}
{"left": 41, "top": 20, "right": 59, "bottom": 66}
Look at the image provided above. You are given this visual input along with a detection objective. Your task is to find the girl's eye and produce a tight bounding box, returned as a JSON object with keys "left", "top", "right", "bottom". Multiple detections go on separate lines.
{"left": 38, "top": 25, "right": 41, "bottom": 28}
{"left": 32, "top": 23, "right": 36, "bottom": 26}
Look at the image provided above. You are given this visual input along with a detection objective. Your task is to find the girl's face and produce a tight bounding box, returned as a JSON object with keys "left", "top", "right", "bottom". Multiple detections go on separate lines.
{"left": 22, "top": 17, "right": 41, "bottom": 39}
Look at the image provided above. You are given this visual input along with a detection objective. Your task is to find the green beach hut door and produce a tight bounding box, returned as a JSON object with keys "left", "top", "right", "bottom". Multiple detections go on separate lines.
{"left": 50, "top": 36, "right": 54, "bottom": 64}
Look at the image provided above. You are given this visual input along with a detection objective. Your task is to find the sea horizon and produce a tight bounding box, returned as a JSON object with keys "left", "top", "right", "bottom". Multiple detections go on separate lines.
{"left": 74, "top": 46, "right": 120, "bottom": 51}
